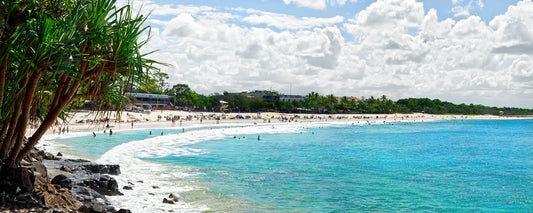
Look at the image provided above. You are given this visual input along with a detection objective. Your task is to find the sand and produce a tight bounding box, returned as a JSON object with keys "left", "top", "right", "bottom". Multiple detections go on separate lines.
{"left": 29, "top": 110, "right": 511, "bottom": 136}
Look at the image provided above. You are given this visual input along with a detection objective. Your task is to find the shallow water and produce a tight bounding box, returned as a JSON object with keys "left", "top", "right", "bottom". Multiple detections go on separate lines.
{"left": 46, "top": 119, "right": 533, "bottom": 212}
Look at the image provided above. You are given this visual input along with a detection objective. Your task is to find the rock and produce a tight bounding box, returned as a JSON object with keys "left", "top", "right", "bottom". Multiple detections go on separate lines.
{"left": 65, "top": 158, "right": 91, "bottom": 162}
{"left": 20, "top": 159, "right": 32, "bottom": 167}
{"left": 59, "top": 165, "right": 72, "bottom": 173}
{"left": 81, "top": 175, "right": 122, "bottom": 196}
{"left": 77, "top": 204, "right": 91, "bottom": 213}
{"left": 51, "top": 174, "right": 72, "bottom": 190}
{"left": 163, "top": 198, "right": 175, "bottom": 204}
{"left": 30, "top": 161, "right": 48, "bottom": 179}
{"left": 123, "top": 185, "right": 133, "bottom": 190}
{"left": 33, "top": 176, "right": 78, "bottom": 212}
{"left": 148, "top": 193, "right": 155, "bottom": 195}
{"left": 90, "top": 203, "right": 106, "bottom": 213}
{"left": 116, "top": 209, "right": 132, "bottom": 213}
{"left": 71, "top": 186, "right": 105, "bottom": 203}
{"left": 56, "top": 152, "right": 63, "bottom": 157}
{"left": 43, "top": 152, "right": 59, "bottom": 160}
{"left": 0, "top": 167, "right": 35, "bottom": 194}
{"left": 169, "top": 193, "right": 179, "bottom": 202}
{"left": 152, "top": 186, "right": 159, "bottom": 189}
{"left": 83, "top": 164, "right": 121, "bottom": 175}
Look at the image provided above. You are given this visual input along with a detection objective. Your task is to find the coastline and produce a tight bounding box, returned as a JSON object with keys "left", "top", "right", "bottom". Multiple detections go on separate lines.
{"left": 34, "top": 110, "right": 523, "bottom": 137}
{"left": 33, "top": 111, "right": 530, "bottom": 212}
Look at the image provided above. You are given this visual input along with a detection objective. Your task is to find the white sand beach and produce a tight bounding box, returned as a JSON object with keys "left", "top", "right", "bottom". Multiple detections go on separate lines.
{"left": 32, "top": 110, "right": 511, "bottom": 136}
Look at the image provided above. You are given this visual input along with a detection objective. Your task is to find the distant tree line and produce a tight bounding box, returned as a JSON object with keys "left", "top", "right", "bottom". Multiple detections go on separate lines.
{"left": 128, "top": 81, "right": 532, "bottom": 116}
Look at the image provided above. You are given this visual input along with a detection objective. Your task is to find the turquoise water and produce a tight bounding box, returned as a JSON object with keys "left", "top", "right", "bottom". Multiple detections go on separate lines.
{"left": 53, "top": 119, "right": 533, "bottom": 212}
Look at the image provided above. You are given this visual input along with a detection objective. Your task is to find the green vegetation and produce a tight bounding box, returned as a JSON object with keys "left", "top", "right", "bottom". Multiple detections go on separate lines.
{"left": 160, "top": 84, "right": 532, "bottom": 116}
{"left": 0, "top": 0, "right": 158, "bottom": 171}
{"left": 394, "top": 98, "right": 533, "bottom": 116}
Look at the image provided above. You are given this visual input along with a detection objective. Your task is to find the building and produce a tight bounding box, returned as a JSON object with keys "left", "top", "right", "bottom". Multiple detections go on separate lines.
{"left": 240, "top": 90, "right": 280, "bottom": 102}
{"left": 219, "top": 100, "right": 228, "bottom": 112}
{"left": 126, "top": 93, "right": 173, "bottom": 110}
{"left": 280, "top": 95, "right": 305, "bottom": 102}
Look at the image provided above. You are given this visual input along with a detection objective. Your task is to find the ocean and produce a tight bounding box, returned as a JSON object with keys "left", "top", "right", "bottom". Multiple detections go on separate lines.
{"left": 43, "top": 119, "right": 533, "bottom": 212}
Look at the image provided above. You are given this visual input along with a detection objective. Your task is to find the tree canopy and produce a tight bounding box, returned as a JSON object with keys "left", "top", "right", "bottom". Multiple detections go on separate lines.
{"left": 0, "top": 0, "right": 158, "bottom": 171}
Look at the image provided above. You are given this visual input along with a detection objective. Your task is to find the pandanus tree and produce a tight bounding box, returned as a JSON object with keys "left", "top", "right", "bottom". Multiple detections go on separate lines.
{"left": 0, "top": 0, "right": 159, "bottom": 172}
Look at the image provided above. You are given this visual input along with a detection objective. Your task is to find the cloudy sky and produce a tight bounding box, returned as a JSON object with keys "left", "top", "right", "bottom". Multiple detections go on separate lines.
{"left": 124, "top": 0, "right": 533, "bottom": 108}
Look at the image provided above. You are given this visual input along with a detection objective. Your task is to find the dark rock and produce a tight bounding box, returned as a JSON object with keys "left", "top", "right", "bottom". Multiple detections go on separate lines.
{"left": 77, "top": 204, "right": 91, "bottom": 213}
{"left": 83, "top": 164, "right": 121, "bottom": 175}
{"left": 81, "top": 175, "right": 122, "bottom": 196}
{"left": 0, "top": 167, "right": 35, "bottom": 194}
{"left": 137, "top": 180, "right": 144, "bottom": 183}
{"left": 51, "top": 174, "right": 72, "bottom": 190}
{"left": 56, "top": 152, "right": 63, "bottom": 157}
{"left": 71, "top": 186, "right": 105, "bottom": 203}
{"left": 43, "top": 152, "right": 59, "bottom": 160}
{"left": 152, "top": 186, "right": 159, "bottom": 189}
{"left": 59, "top": 165, "right": 72, "bottom": 173}
{"left": 90, "top": 203, "right": 106, "bottom": 213}
{"left": 169, "top": 193, "right": 179, "bottom": 202}
{"left": 163, "top": 198, "right": 175, "bottom": 204}
{"left": 116, "top": 209, "right": 132, "bottom": 213}
{"left": 148, "top": 193, "right": 155, "bottom": 195}
{"left": 123, "top": 185, "right": 133, "bottom": 190}
{"left": 65, "top": 158, "right": 91, "bottom": 162}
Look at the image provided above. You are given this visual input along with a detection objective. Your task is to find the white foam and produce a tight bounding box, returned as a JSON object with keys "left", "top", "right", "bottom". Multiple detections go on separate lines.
{"left": 42, "top": 119, "right": 431, "bottom": 212}
{"left": 95, "top": 122, "right": 327, "bottom": 212}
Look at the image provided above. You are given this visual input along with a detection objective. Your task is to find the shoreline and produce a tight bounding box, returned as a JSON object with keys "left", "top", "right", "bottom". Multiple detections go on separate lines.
{"left": 34, "top": 112, "right": 531, "bottom": 212}
{"left": 32, "top": 110, "right": 527, "bottom": 137}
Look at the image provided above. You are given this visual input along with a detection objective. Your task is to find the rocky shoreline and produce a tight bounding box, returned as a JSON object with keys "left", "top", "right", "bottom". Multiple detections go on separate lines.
{"left": 0, "top": 148, "right": 131, "bottom": 213}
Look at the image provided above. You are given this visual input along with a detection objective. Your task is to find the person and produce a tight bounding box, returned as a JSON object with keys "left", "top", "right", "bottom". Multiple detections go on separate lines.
{"left": 258, "top": 135, "right": 260, "bottom": 141}
{"left": 93, "top": 132, "right": 96, "bottom": 137}
{"left": 149, "top": 131, "right": 152, "bottom": 135}
{"left": 109, "top": 129, "right": 113, "bottom": 135}
{"left": 161, "top": 131, "right": 164, "bottom": 135}
{"left": 131, "top": 121, "right": 134, "bottom": 128}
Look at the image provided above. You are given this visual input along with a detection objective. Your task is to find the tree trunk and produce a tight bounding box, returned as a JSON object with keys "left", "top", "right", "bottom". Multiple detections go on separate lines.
{"left": 0, "top": 94, "right": 23, "bottom": 161}
{"left": 15, "top": 79, "right": 81, "bottom": 164}
{"left": 0, "top": 52, "right": 8, "bottom": 117}
{"left": 3, "top": 71, "right": 42, "bottom": 169}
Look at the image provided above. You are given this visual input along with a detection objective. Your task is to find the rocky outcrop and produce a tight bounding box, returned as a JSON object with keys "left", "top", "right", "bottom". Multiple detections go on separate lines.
{"left": 82, "top": 164, "right": 120, "bottom": 176}
{"left": 0, "top": 162, "right": 79, "bottom": 212}
{"left": 0, "top": 147, "right": 130, "bottom": 212}
{"left": 163, "top": 193, "right": 179, "bottom": 204}
{"left": 80, "top": 175, "right": 122, "bottom": 196}
{"left": 45, "top": 159, "right": 125, "bottom": 212}
{"left": 51, "top": 174, "right": 72, "bottom": 190}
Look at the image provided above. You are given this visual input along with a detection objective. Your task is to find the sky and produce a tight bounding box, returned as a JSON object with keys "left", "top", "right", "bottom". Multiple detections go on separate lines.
{"left": 122, "top": 0, "right": 533, "bottom": 108}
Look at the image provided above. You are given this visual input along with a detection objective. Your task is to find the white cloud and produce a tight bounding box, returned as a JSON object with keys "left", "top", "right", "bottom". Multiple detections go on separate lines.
{"left": 283, "top": 0, "right": 327, "bottom": 10}
{"left": 240, "top": 9, "right": 344, "bottom": 30}
{"left": 451, "top": 0, "right": 485, "bottom": 18}
{"left": 139, "top": 0, "right": 533, "bottom": 108}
